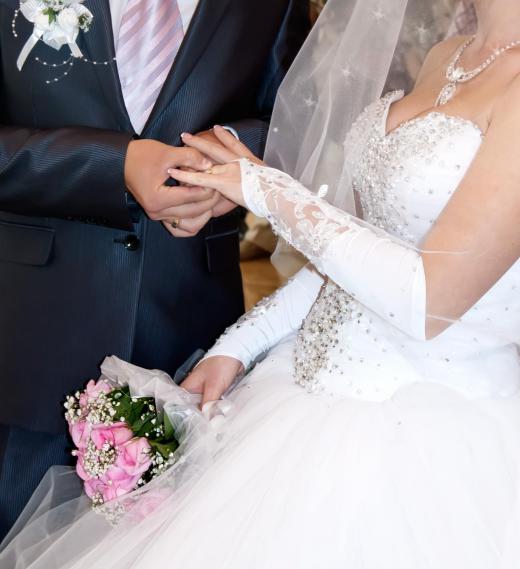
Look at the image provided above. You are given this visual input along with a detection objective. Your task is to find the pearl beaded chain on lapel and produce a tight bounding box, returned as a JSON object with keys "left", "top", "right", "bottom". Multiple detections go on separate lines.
{"left": 11, "top": 7, "right": 116, "bottom": 84}
{"left": 436, "top": 35, "right": 520, "bottom": 107}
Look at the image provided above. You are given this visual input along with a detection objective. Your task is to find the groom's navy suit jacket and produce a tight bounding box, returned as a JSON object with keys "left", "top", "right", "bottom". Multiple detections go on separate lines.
{"left": 0, "top": 0, "right": 310, "bottom": 433}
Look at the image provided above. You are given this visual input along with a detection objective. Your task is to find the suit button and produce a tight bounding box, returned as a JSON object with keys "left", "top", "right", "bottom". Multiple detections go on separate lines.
{"left": 123, "top": 234, "right": 140, "bottom": 251}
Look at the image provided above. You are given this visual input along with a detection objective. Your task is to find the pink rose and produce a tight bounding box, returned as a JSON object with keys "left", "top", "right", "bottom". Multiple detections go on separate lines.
{"left": 100, "top": 468, "right": 141, "bottom": 502}
{"left": 90, "top": 422, "right": 134, "bottom": 450}
{"left": 97, "top": 438, "right": 152, "bottom": 502}
{"left": 69, "top": 420, "right": 91, "bottom": 449}
{"left": 116, "top": 437, "right": 152, "bottom": 478}
{"left": 83, "top": 477, "right": 107, "bottom": 500}
{"left": 76, "top": 452, "right": 138, "bottom": 501}
{"left": 77, "top": 457, "right": 140, "bottom": 502}
{"left": 78, "top": 437, "right": 152, "bottom": 504}
{"left": 79, "top": 379, "right": 112, "bottom": 410}
{"left": 78, "top": 393, "right": 88, "bottom": 409}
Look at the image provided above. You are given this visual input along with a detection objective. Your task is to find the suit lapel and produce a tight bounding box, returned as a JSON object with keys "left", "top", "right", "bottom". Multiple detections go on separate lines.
{"left": 81, "top": 0, "right": 131, "bottom": 129}
{"left": 143, "top": 0, "right": 232, "bottom": 133}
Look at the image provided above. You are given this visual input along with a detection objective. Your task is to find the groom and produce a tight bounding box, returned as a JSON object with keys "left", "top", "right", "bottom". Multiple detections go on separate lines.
{"left": 0, "top": 0, "right": 310, "bottom": 539}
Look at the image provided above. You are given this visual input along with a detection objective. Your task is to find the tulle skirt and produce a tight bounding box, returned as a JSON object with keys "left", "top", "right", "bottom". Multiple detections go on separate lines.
{"left": 2, "top": 339, "right": 520, "bottom": 569}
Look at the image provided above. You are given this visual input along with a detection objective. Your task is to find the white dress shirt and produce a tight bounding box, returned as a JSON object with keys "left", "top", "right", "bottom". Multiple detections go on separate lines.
{"left": 109, "top": 0, "right": 200, "bottom": 44}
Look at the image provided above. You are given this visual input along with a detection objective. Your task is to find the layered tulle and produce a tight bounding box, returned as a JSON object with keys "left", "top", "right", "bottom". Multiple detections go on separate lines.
{"left": 2, "top": 341, "right": 520, "bottom": 569}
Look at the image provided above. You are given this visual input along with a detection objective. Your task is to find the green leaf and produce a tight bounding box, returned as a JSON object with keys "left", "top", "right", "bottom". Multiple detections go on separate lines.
{"left": 43, "top": 7, "right": 58, "bottom": 24}
{"left": 149, "top": 438, "right": 179, "bottom": 460}
{"left": 131, "top": 412, "right": 157, "bottom": 437}
{"left": 108, "top": 387, "right": 135, "bottom": 422}
{"left": 106, "top": 388, "right": 179, "bottom": 455}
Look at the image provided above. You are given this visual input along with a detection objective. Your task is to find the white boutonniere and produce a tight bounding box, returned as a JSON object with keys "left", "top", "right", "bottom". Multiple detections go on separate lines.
{"left": 16, "top": 0, "right": 93, "bottom": 71}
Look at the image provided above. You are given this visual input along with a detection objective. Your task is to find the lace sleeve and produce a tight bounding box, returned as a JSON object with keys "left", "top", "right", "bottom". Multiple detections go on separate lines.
{"left": 240, "top": 159, "right": 427, "bottom": 341}
{"left": 240, "top": 159, "right": 356, "bottom": 271}
{"left": 203, "top": 265, "right": 324, "bottom": 369}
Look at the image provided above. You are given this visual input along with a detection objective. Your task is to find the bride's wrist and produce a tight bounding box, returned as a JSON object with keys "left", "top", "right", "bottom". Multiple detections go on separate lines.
{"left": 197, "top": 351, "right": 247, "bottom": 375}
{"left": 239, "top": 159, "right": 271, "bottom": 218}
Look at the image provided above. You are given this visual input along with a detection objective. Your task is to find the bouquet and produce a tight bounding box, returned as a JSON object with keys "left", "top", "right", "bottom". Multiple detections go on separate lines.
{"left": 64, "top": 377, "right": 180, "bottom": 509}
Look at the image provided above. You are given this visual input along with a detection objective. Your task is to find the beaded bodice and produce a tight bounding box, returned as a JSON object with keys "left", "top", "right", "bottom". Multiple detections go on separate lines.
{"left": 294, "top": 90, "right": 520, "bottom": 400}
{"left": 348, "top": 90, "right": 483, "bottom": 242}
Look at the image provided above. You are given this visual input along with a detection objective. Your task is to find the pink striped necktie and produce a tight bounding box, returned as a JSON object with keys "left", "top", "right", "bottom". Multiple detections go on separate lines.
{"left": 116, "top": 0, "right": 184, "bottom": 133}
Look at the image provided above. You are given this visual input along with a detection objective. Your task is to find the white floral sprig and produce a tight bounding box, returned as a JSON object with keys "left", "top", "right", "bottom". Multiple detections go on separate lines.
{"left": 16, "top": 0, "right": 93, "bottom": 71}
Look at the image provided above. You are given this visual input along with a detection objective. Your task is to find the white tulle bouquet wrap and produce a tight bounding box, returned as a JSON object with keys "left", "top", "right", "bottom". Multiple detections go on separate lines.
{"left": 61, "top": 356, "right": 228, "bottom": 524}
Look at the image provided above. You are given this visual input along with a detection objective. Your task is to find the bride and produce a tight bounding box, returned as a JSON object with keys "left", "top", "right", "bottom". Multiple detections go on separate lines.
{"left": 2, "top": 0, "right": 520, "bottom": 567}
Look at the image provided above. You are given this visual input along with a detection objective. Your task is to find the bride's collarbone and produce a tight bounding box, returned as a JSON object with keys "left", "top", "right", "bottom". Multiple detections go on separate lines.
{"left": 389, "top": 52, "right": 520, "bottom": 137}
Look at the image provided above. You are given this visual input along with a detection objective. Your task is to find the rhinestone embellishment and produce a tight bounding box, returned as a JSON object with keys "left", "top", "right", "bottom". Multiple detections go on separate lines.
{"left": 436, "top": 83, "right": 458, "bottom": 107}
{"left": 294, "top": 280, "right": 358, "bottom": 392}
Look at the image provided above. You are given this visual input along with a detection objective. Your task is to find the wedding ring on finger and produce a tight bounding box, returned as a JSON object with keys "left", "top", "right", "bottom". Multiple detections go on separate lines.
{"left": 170, "top": 217, "right": 181, "bottom": 230}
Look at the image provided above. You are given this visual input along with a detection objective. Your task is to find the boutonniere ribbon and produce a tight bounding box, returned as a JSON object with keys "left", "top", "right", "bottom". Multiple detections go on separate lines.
{"left": 16, "top": 0, "right": 93, "bottom": 71}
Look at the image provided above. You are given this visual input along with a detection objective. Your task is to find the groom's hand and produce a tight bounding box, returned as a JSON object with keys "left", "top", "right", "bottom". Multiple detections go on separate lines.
{"left": 124, "top": 139, "right": 219, "bottom": 234}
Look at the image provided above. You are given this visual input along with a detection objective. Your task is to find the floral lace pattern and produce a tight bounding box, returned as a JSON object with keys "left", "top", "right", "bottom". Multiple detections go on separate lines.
{"left": 240, "top": 159, "right": 354, "bottom": 269}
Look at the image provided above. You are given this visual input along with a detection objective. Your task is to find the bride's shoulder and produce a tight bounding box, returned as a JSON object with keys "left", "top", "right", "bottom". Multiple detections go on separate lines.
{"left": 414, "top": 36, "right": 468, "bottom": 86}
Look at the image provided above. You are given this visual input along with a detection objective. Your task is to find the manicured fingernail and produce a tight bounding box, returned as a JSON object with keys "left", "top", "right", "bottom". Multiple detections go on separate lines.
{"left": 181, "top": 132, "right": 192, "bottom": 139}
{"left": 213, "top": 125, "right": 223, "bottom": 130}
{"left": 167, "top": 168, "right": 175, "bottom": 174}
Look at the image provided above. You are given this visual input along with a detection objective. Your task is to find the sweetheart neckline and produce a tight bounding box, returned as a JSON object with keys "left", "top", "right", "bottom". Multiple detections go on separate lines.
{"left": 382, "top": 90, "right": 485, "bottom": 140}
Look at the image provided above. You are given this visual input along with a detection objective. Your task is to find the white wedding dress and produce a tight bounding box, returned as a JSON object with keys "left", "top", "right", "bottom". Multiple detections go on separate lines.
{"left": 3, "top": 90, "right": 520, "bottom": 569}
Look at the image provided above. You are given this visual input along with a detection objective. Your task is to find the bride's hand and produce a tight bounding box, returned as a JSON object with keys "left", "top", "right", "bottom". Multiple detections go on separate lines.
{"left": 167, "top": 126, "right": 263, "bottom": 206}
{"left": 181, "top": 355, "right": 244, "bottom": 409}
{"left": 169, "top": 161, "right": 245, "bottom": 206}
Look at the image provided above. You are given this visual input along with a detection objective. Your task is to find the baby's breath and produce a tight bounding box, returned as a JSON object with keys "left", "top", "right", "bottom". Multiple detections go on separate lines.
{"left": 82, "top": 440, "right": 117, "bottom": 478}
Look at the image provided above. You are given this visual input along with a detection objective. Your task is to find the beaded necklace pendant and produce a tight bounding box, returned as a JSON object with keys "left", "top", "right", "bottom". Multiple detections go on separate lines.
{"left": 435, "top": 35, "right": 520, "bottom": 107}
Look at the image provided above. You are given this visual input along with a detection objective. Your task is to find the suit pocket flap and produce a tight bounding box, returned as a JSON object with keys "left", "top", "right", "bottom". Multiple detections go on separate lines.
{"left": 0, "top": 221, "right": 55, "bottom": 266}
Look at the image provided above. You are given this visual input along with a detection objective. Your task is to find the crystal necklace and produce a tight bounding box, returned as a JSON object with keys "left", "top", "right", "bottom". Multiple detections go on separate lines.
{"left": 435, "top": 35, "right": 520, "bottom": 107}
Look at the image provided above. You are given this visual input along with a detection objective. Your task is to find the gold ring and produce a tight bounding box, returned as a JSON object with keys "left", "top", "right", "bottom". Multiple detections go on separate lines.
{"left": 170, "top": 217, "right": 181, "bottom": 229}
{"left": 205, "top": 168, "right": 214, "bottom": 175}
